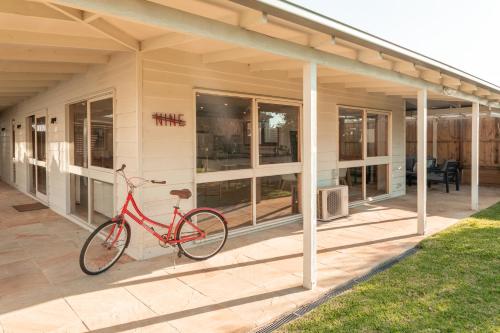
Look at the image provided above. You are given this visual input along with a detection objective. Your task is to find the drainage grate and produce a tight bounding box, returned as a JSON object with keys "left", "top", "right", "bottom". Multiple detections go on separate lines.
{"left": 255, "top": 246, "right": 419, "bottom": 333}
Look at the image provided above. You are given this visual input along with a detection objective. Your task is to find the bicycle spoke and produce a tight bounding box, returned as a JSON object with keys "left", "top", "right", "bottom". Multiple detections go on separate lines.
{"left": 178, "top": 211, "right": 227, "bottom": 260}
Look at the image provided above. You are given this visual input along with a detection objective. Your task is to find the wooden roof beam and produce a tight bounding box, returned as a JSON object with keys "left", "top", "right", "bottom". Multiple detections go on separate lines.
{"left": 0, "top": 60, "right": 88, "bottom": 73}
{"left": 441, "top": 74, "right": 461, "bottom": 88}
{"left": 0, "top": 0, "right": 70, "bottom": 21}
{"left": 460, "top": 81, "right": 477, "bottom": 93}
{"left": 45, "top": 0, "right": 499, "bottom": 108}
{"left": 0, "top": 80, "right": 58, "bottom": 88}
{"left": 475, "top": 88, "right": 491, "bottom": 97}
{"left": 250, "top": 59, "right": 303, "bottom": 72}
{"left": 0, "top": 72, "right": 73, "bottom": 81}
{"left": 0, "top": 29, "right": 130, "bottom": 52}
{"left": 357, "top": 49, "right": 383, "bottom": 63}
{"left": 0, "top": 46, "right": 109, "bottom": 64}
{"left": 345, "top": 81, "right": 404, "bottom": 89}
{"left": 319, "top": 75, "right": 374, "bottom": 84}
{"left": 202, "top": 47, "right": 263, "bottom": 64}
{"left": 141, "top": 32, "right": 200, "bottom": 52}
{"left": 308, "top": 34, "right": 335, "bottom": 49}
{"left": 42, "top": 2, "right": 139, "bottom": 51}
{"left": 239, "top": 11, "right": 268, "bottom": 29}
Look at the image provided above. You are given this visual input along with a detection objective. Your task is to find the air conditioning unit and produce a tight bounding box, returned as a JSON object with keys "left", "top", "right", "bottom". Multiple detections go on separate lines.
{"left": 318, "top": 186, "right": 349, "bottom": 221}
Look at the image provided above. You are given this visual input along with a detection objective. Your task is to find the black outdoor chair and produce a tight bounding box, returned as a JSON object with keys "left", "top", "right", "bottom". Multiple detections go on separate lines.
{"left": 406, "top": 156, "right": 436, "bottom": 186}
{"left": 427, "top": 160, "right": 460, "bottom": 193}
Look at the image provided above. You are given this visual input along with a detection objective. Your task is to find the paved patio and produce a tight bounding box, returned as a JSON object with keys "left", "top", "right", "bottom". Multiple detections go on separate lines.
{"left": 0, "top": 180, "right": 499, "bottom": 333}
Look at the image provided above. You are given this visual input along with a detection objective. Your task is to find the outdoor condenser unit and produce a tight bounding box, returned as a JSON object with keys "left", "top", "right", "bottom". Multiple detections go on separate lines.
{"left": 317, "top": 186, "right": 349, "bottom": 221}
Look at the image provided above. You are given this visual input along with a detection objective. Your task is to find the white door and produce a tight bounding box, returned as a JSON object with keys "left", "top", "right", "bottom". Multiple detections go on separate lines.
{"left": 26, "top": 112, "right": 48, "bottom": 202}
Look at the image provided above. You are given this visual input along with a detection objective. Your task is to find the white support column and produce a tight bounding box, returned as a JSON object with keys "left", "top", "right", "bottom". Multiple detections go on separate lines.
{"left": 417, "top": 89, "right": 428, "bottom": 235}
{"left": 432, "top": 118, "right": 438, "bottom": 160}
{"left": 471, "top": 102, "right": 480, "bottom": 210}
{"left": 302, "top": 62, "right": 317, "bottom": 290}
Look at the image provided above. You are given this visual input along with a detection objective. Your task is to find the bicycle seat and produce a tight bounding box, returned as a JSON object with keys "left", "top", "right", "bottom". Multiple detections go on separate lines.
{"left": 170, "top": 189, "right": 192, "bottom": 199}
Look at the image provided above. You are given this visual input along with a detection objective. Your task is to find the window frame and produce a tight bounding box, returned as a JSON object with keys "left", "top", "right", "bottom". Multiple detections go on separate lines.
{"left": 194, "top": 89, "right": 303, "bottom": 229}
{"left": 337, "top": 105, "right": 392, "bottom": 202}
{"left": 66, "top": 91, "right": 116, "bottom": 226}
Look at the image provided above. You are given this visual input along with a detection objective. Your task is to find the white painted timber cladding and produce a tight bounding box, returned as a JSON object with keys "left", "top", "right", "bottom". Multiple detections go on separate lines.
{"left": 139, "top": 48, "right": 406, "bottom": 257}
{"left": 0, "top": 48, "right": 407, "bottom": 260}
{"left": 0, "top": 53, "right": 142, "bottom": 258}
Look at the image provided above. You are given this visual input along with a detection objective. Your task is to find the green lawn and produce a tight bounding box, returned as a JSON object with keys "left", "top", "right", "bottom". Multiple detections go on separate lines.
{"left": 281, "top": 202, "right": 500, "bottom": 332}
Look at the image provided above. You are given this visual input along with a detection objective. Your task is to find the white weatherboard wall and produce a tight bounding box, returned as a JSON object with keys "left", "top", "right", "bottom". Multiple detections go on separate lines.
{"left": 140, "top": 48, "right": 406, "bottom": 258}
{"left": 0, "top": 53, "right": 143, "bottom": 258}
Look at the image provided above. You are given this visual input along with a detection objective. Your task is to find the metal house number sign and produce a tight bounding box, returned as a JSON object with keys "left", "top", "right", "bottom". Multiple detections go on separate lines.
{"left": 152, "top": 113, "right": 186, "bottom": 127}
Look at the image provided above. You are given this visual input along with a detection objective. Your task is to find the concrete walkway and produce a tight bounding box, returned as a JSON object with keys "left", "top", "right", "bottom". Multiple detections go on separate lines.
{"left": 0, "top": 180, "right": 498, "bottom": 332}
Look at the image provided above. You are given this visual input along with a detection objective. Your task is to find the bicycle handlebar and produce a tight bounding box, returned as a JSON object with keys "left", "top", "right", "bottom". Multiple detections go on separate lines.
{"left": 151, "top": 180, "right": 166, "bottom": 184}
{"left": 116, "top": 164, "right": 126, "bottom": 172}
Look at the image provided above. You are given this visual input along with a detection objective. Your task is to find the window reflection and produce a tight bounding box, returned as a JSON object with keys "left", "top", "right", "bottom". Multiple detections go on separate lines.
{"left": 90, "top": 98, "right": 113, "bottom": 169}
{"left": 70, "top": 174, "right": 88, "bottom": 222}
{"left": 339, "top": 108, "right": 363, "bottom": 161}
{"left": 256, "top": 174, "right": 299, "bottom": 223}
{"left": 36, "top": 117, "right": 46, "bottom": 162}
{"left": 258, "top": 103, "right": 299, "bottom": 164}
{"left": 367, "top": 113, "right": 388, "bottom": 157}
{"left": 366, "top": 164, "right": 388, "bottom": 198}
{"left": 197, "top": 179, "right": 252, "bottom": 230}
{"left": 69, "top": 101, "right": 88, "bottom": 167}
{"left": 196, "top": 94, "right": 252, "bottom": 173}
{"left": 339, "top": 167, "right": 363, "bottom": 202}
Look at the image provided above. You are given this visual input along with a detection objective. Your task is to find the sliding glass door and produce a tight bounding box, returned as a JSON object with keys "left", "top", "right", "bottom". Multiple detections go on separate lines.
{"left": 338, "top": 106, "right": 391, "bottom": 203}
{"left": 26, "top": 112, "right": 48, "bottom": 202}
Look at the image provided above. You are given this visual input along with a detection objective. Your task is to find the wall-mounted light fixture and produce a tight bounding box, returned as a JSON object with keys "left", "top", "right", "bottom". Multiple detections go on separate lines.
{"left": 51, "top": 117, "right": 57, "bottom": 124}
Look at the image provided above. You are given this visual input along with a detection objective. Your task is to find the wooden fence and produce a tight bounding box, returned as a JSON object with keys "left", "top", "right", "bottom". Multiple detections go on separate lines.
{"left": 406, "top": 116, "right": 500, "bottom": 185}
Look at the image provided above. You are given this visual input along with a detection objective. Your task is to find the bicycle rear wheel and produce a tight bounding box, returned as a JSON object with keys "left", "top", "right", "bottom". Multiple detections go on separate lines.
{"left": 80, "top": 220, "right": 131, "bottom": 275}
{"left": 176, "top": 209, "right": 228, "bottom": 260}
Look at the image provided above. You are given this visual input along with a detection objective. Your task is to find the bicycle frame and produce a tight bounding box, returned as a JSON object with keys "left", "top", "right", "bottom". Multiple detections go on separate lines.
{"left": 112, "top": 190, "right": 206, "bottom": 246}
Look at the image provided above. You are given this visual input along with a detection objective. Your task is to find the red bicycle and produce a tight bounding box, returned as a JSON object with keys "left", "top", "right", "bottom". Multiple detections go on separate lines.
{"left": 79, "top": 164, "right": 228, "bottom": 275}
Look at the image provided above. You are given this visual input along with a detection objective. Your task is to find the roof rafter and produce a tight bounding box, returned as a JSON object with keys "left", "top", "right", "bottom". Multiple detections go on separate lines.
{"left": 0, "top": 29, "right": 130, "bottom": 52}
{"left": 41, "top": 2, "right": 139, "bottom": 51}
{"left": 141, "top": 32, "right": 200, "bottom": 52}
{"left": 42, "top": 0, "right": 500, "bottom": 108}
{"left": 0, "top": 60, "right": 88, "bottom": 73}
{"left": 0, "top": 46, "right": 109, "bottom": 64}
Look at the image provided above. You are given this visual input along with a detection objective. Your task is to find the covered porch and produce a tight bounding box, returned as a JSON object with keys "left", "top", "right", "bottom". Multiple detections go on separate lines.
{"left": 1, "top": 0, "right": 499, "bottom": 294}
{"left": 1, "top": 180, "right": 499, "bottom": 332}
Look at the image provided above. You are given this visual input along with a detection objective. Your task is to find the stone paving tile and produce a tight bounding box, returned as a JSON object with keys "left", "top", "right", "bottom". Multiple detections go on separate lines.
{"left": 0, "top": 179, "right": 499, "bottom": 332}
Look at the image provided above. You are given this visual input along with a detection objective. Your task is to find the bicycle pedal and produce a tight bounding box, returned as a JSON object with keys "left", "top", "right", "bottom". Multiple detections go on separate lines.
{"left": 177, "top": 250, "right": 182, "bottom": 258}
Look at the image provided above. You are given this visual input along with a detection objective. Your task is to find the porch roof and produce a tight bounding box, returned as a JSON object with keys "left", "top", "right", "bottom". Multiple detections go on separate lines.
{"left": 1, "top": 0, "right": 499, "bottom": 111}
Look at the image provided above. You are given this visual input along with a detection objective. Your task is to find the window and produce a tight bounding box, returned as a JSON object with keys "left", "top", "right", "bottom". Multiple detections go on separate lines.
{"left": 339, "top": 108, "right": 363, "bottom": 161}
{"left": 338, "top": 106, "right": 391, "bottom": 203}
{"left": 196, "top": 94, "right": 252, "bottom": 173}
{"left": 197, "top": 179, "right": 252, "bottom": 230}
{"left": 67, "top": 95, "right": 114, "bottom": 226}
{"left": 196, "top": 92, "right": 302, "bottom": 230}
{"left": 367, "top": 113, "right": 389, "bottom": 157}
{"left": 339, "top": 167, "right": 363, "bottom": 202}
{"left": 90, "top": 99, "right": 113, "bottom": 169}
{"left": 70, "top": 174, "right": 88, "bottom": 221}
{"left": 69, "top": 101, "right": 88, "bottom": 167}
{"left": 258, "top": 103, "right": 299, "bottom": 164}
{"left": 366, "top": 164, "right": 388, "bottom": 198}
{"left": 256, "top": 174, "right": 299, "bottom": 223}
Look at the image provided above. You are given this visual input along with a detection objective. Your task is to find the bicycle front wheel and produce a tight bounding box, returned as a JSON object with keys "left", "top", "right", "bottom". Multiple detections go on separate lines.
{"left": 80, "top": 220, "right": 131, "bottom": 275}
{"left": 177, "top": 209, "right": 228, "bottom": 260}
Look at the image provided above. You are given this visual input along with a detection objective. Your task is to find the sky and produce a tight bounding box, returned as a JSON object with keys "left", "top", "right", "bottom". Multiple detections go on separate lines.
{"left": 290, "top": 0, "right": 500, "bottom": 87}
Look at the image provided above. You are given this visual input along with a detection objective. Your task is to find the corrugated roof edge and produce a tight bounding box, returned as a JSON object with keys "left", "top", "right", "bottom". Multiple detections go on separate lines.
{"left": 230, "top": 0, "right": 500, "bottom": 94}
